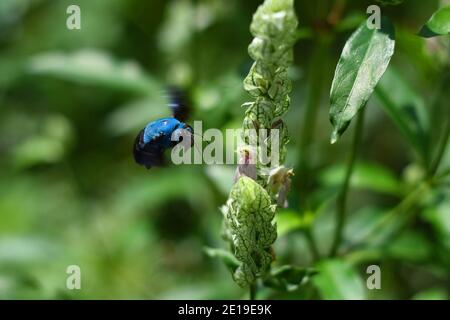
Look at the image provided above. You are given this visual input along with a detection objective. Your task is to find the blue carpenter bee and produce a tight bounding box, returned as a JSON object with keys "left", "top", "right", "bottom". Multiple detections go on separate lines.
{"left": 133, "top": 88, "right": 194, "bottom": 169}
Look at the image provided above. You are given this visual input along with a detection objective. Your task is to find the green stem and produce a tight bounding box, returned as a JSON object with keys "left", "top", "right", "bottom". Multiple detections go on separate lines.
{"left": 374, "top": 87, "right": 426, "bottom": 166}
{"left": 249, "top": 282, "right": 257, "bottom": 300}
{"left": 329, "top": 107, "right": 365, "bottom": 257}
{"left": 296, "top": 37, "right": 331, "bottom": 202}
{"left": 295, "top": 38, "right": 331, "bottom": 261}
{"left": 344, "top": 180, "right": 430, "bottom": 253}
{"left": 428, "top": 115, "right": 450, "bottom": 177}
{"left": 305, "top": 228, "right": 320, "bottom": 262}
{"left": 344, "top": 155, "right": 450, "bottom": 253}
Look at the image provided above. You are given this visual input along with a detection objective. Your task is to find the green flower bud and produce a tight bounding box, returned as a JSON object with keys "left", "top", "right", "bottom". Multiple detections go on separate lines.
{"left": 224, "top": 177, "right": 277, "bottom": 287}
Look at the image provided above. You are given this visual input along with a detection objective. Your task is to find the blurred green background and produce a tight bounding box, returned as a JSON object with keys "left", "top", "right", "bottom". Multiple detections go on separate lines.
{"left": 0, "top": 0, "right": 449, "bottom": 299}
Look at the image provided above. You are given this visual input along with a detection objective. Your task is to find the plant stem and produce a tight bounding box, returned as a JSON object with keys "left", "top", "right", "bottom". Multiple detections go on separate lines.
{"left": 296, "top": 37, "right": 331, "bottom": 205}
{"left": 329, "top": 107, "right": 365, "bottom": 257}
{"left": 343, "top": 180, "right": 431, "bottom": 254}
{"left": 305, "top": 228, "right": 320, "bottom": 262}
{"left": 295, "top": 38, "right": 331, "bottom": 261}
{"left": 428, "top": 115, "right": 450, "bottom": 177}
{"left": 344, "top": 131, "right": 450, "bottom": 253}
{"left": 249, "top": 282, "right": 257, "bottom": 300}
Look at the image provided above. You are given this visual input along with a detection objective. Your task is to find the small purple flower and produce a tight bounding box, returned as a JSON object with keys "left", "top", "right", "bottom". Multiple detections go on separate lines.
{"left": 234, "top": 146, "right": 257, "bottom": 182}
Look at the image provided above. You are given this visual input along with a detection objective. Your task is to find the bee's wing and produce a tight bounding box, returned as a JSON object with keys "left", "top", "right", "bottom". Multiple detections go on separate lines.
{"left": 167, "top": 86, "right": 190, "bottom": 122}
{"left": 133, "top": 129, "right": 165, "bottom": 169}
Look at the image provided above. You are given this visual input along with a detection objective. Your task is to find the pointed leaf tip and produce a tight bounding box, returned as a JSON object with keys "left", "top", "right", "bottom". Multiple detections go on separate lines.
{"left": 330, "top": 131, "right": 339, "bottom": 144}
{"left": 329, "top": 17, "right": 395, "bottom": 141}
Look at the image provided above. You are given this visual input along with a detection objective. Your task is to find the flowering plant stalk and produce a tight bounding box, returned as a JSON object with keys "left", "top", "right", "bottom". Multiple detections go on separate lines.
{"left": 221, "top": 0, "right": 298, "bottom": 295}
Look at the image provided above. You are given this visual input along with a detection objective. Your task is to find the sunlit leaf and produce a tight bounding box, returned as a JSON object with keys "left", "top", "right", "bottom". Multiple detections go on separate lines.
{"left": 344, "top": 206, "right": 388, "bottom": 245}
{"left": 419, "top": 5, "right": 450, "bottom": 38}
{"left": 28, "top": 50, "right": 161, "bottom": 95}
{"left": 313, "top": 259, "right": 366, "bottom": 300}
{"left": 275, "top": 209, "right": 312, "bottom": 237}
{"left": 329, "top": 17, "right": 395, "bottom": 143}
{"left": 422, "top": 190, "right": 450, "bottom": 250}
{"left": 12, "top": 115, "right": 74, "bottom": 168}
{"left": 104, "top": 98, "right": 170, "bottom": 136}
{"left": 0, "top": 237, "right": 59, "bottom": 265}
{"left": 385, "top": 230, "right": 433, "bottom": 262}
{"left": 204, "top": 165, "right": 235, "bottom": 196}
{"left": 319, "top": 162, "right": 402, "bottom": 195}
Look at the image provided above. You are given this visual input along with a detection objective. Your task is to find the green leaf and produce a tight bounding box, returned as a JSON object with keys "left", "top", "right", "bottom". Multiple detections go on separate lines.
{"left": 374, "top": 67, "right": 429, "bottom": 159}
{"left": 344, "top": 206, "right": 388, "bottom": 245}
{"left": 313, "top": 259, "right": 366, "bottom": 300}
{"left": 385, "top": 230, "right": 433, "bottom": 262}
{"left": 204, "top": 165, "right": 236, "bottom": 196}
{"left": 104, "top": 97, "right": 170, "bottom": 136}
{"left": 12, "top": 115, "right": 74, "bottom": 168}
{"left": 413, "top": 288, "right": 448, "bottom": 300}
{"left": 0, "top": 236, "right": 59, "bottom": 265}
{"left": 275, "top": 209, "right": 313, "bottom": 237}
{"left": 419, "top": 5, "right": 450, "bottom": 38}
{"left": 329, "top": 17, "right": 395, "bottom": 143}
{"left": 203, "top": 247, "right": 240, "bottom": 272}
{"left": 335, "top": 13, "right": 366, "bottom": 33}
{"left": 422, "top": 191, "right": 450, "bottom": 250}
{"left": 319, "top": 162, "right": 402, "bottom": 195}
{"left": 28, "top": 49, "right": 161, "bottom": 95}
{"left": 263, "top": 265, "right": 317, "bottom": 292}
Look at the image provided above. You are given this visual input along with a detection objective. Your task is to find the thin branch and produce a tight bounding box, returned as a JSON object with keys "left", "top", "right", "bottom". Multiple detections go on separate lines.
{"left": 329, "top": 107, "right": 365, "bottom": 257}
{"left": 428, "top": 116, "right": 450, "bottom": 177}
{"left": 249, "top": 282, "right": 257, "bottom": 300}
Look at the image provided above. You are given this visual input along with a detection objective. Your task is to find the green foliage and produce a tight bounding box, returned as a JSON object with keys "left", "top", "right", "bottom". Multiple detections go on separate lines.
{"left": 263, "top": 265, "right": 317, "bottom": 292}
{"left": 329, "top": 17, "right": 395, "bottom": 143}
{"left": 375, "top": 67, "right": 429, "bottom": 161}
{"left": 419, "top": 5, "right": 450, "bottom": 38}
{"left": 275, "top": 209, "right": 309, "bottom": 236}
{"left": 319, "top": 162, "right": 402, "bottom": 196}
{"left": 0, "top": 0, "right": 449, "bottom": 300}
{"left": 28, "top": 50, "right": 162, "bottom": 95}
{"left": 313, "top": 260, "right": 366, "bottom": 300}
{"left": 203, "top": 247, "right": 240, "bottom": 272}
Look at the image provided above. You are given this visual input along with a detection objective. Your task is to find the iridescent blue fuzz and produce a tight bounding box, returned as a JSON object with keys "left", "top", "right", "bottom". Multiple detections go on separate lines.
{"left": 142, "top": 117, "right": 189, "bottom": 148}
{"left": 133, "top": 89, "right": 193, "bottom": 169}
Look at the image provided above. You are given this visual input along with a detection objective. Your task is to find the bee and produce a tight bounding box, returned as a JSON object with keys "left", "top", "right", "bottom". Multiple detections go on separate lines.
{"left": 133, "top": 88, "right": 194, "bottom": 169}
